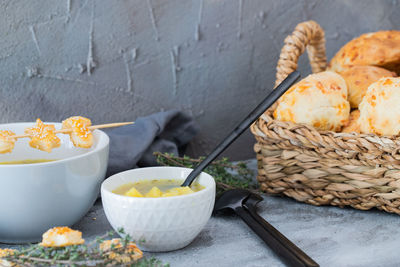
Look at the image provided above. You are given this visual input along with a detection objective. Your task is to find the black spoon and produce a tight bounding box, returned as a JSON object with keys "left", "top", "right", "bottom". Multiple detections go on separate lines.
{"left": 214, "top": 189, "right": 319, "bottom": 267}
{"left": 181, "top": 71, "right": 301, "bottom": 187}
{"left": 243, "top": 193, "right": 319, "bottom": 267}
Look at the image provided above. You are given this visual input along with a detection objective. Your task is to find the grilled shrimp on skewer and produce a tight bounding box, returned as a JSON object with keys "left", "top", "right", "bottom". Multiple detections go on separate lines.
{"left": 25, "top": 119, "right": 60, "bottom": 152}
{"left": 62, "top": 116, "right": 93, "bottom": 148}
{"left": 0, "top": 130, "right": 16, "bottom": 153}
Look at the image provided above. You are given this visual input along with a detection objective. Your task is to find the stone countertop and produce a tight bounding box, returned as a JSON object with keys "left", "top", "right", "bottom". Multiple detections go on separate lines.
{"left": 2, "top": 160, "right": 400, "bottom": 267}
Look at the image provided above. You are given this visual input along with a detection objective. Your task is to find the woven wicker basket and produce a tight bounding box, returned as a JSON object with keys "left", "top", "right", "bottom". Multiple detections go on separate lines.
{"left": 250, "top": 20, "right": 400, "bottom": 215}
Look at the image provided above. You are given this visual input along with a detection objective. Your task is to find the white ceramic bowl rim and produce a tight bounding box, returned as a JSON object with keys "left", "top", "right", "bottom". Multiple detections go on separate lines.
{"left": 102, "top": 166, "right": 215, "bottom": 200}
{"left": 0, "top": 122, "right": 109, "bottom": 168}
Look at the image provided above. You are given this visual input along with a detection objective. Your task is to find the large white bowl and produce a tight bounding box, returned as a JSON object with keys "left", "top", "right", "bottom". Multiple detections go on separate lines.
{"left": 101, "top": 167, "right": 216, "bottom": 252}
{"left": 0, "top": 122, "right": 109, "bottom": 243}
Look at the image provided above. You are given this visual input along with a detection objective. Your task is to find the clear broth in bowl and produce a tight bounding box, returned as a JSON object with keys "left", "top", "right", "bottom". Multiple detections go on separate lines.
{"left": 113, "top": 179, "right": 204, "bottom": 198}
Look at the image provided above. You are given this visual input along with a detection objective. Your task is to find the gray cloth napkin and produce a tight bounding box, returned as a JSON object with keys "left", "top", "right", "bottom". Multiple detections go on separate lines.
{"left": 103, "top": 110, "right": 199, "bottom": 177}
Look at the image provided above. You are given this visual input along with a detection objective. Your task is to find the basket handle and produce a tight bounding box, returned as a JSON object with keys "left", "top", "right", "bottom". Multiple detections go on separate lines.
{"left": 275, "top": 20, "right": 327, "bottom": 87}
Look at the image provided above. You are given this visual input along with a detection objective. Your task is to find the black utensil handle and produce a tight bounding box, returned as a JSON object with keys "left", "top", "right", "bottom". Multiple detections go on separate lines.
{"left": 182, "top": 71, "right": 301, "bottom": 187}
{"left": 243, "top": 204, "right": 319, "bottom": 267}
{"left": 235, "top": 206, "right": 318, "bottom": 267}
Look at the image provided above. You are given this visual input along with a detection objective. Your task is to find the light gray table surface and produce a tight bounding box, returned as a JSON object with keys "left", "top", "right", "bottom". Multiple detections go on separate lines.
{"left": 2, "top": 160, "right": 400, "bottom": 267}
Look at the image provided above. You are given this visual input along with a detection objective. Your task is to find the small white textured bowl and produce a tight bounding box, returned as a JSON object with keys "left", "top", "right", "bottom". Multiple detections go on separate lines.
{"left": 101, "top": 167, "right": 216, "bottom": 252}
{"left": 0, "top": 122, "right": 109, "bottom": 243}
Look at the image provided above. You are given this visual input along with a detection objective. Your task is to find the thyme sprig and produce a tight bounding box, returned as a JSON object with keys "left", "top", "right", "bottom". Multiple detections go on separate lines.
{"left": 154, "top": 152, "right": 259, "bottom": 195}
{"left": 1, "top": 228, "right": 168, "bottom": 267}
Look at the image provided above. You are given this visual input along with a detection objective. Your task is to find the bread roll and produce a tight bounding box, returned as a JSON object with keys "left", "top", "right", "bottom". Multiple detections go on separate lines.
{"left": 274, "top": 71, "right": 350, "bottom": 131}
{"left": 359, "top": 77, "right": 400, "bottom": 135}
{"left": 329, "top": 31, "right": 400, "bottom": 73}
{"left": 342, "top": 110, "right": 360, "bottom": 133}
{"left": 340, "top": 66, "right": 396, "bottom": 108}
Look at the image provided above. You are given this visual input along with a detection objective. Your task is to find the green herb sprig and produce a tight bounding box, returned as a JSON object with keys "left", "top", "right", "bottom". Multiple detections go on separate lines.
{"left": 154, "top": 152, "right": 259, "bottom": 195}
{"left": 1, "top": 228, "right": 168, "bottom": 267}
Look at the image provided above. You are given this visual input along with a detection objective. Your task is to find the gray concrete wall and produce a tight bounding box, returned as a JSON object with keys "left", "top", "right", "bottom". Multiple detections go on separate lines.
{"left": 1, "top": 0, "right": 399, "bottom": 160}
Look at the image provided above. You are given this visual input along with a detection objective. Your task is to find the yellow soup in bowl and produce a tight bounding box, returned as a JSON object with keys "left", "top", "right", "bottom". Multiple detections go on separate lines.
{"left": 0, "top": 159, "right": 56, "bottom": 165}
{"left": 113, "top": 179, "right": 204, "bottom": 198}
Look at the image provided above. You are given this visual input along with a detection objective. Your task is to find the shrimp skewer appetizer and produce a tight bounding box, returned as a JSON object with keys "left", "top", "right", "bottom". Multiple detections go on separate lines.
{"left": 0, "top": 118, "right": 132, "bottom": 153}
{"left": 62, "top": 116, "right": 93, "bottom": 148}
{"left": 25, "top": 119, "right": 61, "bottom": 152}
{"left": 0, "top": 130, "right": 16, "bottom": 153}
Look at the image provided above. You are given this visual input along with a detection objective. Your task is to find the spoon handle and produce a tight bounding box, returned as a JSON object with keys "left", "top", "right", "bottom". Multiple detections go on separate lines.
{"left": 182, "top": 71, "right": 300, "bottom": 187}
{"left": 243, "top": 202, "right": 319, "bottom": 267}
{"left": 234, "top": 206, "right": 319, "bottom": 267}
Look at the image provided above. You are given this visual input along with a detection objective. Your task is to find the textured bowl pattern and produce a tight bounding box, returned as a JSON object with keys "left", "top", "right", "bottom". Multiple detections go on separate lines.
{"left": 101, "top": 167, "right": 216, "bottom": 252}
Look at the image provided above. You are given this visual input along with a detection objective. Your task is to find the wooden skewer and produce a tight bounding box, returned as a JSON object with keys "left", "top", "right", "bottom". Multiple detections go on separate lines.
{"left": 9, "top": 122, "right": 134, "bottom": 140}
{"left": 57, "top": 122, "right": 134, "bottom": 134}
